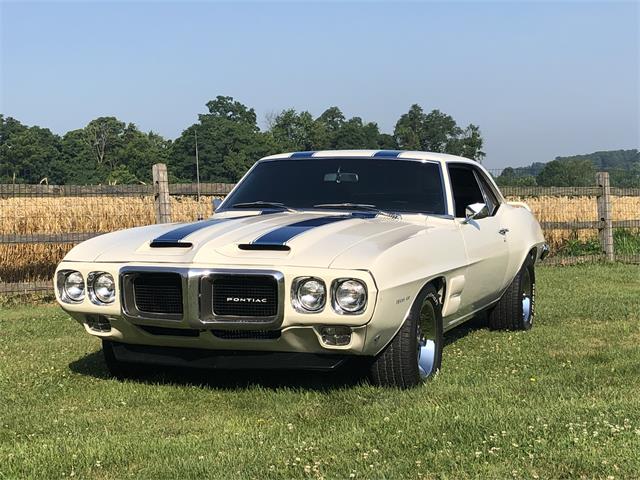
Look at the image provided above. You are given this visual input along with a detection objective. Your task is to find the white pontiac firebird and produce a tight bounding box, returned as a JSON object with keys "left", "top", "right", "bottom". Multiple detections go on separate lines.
{"left": 55, "top": 150, "right": 548, "bottom": 388}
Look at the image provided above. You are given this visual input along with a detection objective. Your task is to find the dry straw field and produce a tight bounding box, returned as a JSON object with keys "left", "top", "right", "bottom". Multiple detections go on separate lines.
{"left": 0, "top": 196, "right": 216, "bottom": 283}
{"left": 1, "top": 195, "right": 639, "bottom": 283}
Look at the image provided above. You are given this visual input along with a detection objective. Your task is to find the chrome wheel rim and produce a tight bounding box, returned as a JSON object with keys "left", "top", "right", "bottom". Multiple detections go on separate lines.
{"left": 521, "top": 268, "right": 533, "bottom": 324}
{"left": 417, "top": 299, "right": 437, "bottom": 378}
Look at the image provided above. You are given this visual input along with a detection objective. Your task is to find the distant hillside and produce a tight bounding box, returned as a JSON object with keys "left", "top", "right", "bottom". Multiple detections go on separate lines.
{"left": 555, "top": 149, "right": 638, "bottom": 171}
{"left": 497, "top": 149, "right": 639, "bottom": 187}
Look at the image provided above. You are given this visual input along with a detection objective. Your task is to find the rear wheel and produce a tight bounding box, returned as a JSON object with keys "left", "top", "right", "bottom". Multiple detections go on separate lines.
{"left": 488, "top": 258, "right": 535, "bottom": 331}
{"left": 369, "top": 285, "right": 443, "bottom": 388}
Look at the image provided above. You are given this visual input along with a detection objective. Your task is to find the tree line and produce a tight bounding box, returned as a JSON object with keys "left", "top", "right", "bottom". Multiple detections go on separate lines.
{"left": 2, "top": 97, "right": 636, "bottom": 187}
{"left": 496, "top": 149, "right": 640, "bottom": 188}
{"left": 0, "top": 96, "right": 485, "bottom": 185}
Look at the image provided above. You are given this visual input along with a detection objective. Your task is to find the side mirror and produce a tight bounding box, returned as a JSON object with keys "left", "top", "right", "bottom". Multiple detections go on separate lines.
{"left": 463, "top": 202, "right": 489, "bottom": 223}
{"left": 212, "top": 198, "right": 223, "bottom": 212}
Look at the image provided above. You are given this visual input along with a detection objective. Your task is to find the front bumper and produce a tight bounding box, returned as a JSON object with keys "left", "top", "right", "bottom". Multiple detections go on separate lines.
{"left": 539, "top": 243, "right": 550, "bottom": 261}
{"left": 110, "top": 342, "right": 352, "bottom": 371}
{"left": 68, "top": 311, "right": 369, "bottom": 355}
{"left": 56, "top": 262, "right": 377, "bottom": 355}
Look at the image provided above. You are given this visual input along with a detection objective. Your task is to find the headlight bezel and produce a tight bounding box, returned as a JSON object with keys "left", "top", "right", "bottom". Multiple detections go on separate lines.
{"left": 88, "top": 271, "right": 116, "bottom": 305}
{"left": 57, "top": 270, "right": 85, "bottom": 304}
{"left": 331, "top": 278, "right": 368, "bottom": 315}
{"left": 291, "top": 276, "right": 327, "bottom": 313}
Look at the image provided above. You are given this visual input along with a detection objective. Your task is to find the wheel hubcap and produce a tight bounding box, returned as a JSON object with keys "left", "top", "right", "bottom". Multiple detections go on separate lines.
{"left": 521, "top": 268, "right": 533, "bottom": 324}
{"left": 417, "top": 299, "right": 437, "bottom": 378}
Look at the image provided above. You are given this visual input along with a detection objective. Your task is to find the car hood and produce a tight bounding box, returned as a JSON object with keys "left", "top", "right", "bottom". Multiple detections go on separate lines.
{"left": 63, "top": 211, "right": 432, "bottom": 269}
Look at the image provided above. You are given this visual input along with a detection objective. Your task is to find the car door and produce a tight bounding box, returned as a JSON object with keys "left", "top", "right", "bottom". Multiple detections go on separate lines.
{"left": 448, "top": 163, "right": 510, "bottom": 315}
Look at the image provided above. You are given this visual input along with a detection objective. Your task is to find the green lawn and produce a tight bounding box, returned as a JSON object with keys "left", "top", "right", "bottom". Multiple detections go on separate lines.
{"left": 1, "top": 264, "right": 639, "bottom": 479}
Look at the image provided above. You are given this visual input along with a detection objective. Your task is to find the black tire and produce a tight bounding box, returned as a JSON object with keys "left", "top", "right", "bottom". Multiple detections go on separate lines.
{"left": 488, "top": 258, "right": 535, "bottom": 331}
{"left": 369, "top": 285, "right": 443, "bottom": 388}
{"left": 102, "top": 340, "right": 145, "bottom": 379}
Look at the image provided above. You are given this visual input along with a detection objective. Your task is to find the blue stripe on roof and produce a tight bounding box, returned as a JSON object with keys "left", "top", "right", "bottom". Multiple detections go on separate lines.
{"left": 290, "top": 151, "right": 316, "bottom": 158}
{"left": 252, "top": 216, "right": 350, "bottom": 245}
{"left": 373, "top": 150, "right": 404, "bottom": 158}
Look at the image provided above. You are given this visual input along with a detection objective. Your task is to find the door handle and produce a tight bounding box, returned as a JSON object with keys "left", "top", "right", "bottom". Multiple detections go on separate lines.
{"left": 498, "top": 228, "right": 509, "bottom": 235}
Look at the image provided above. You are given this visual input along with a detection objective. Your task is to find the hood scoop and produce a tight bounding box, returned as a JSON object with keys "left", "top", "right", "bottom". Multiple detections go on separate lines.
{"left": 150, "top": 241, "right": 193, "bottom": 248}
{"left": 238, "top": 243, "right": 291, "bottom": 252}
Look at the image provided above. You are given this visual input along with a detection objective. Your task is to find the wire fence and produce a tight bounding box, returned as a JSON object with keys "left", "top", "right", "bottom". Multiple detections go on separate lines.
{"left": 1, "top": 167, "right": 638, "bottom": 295}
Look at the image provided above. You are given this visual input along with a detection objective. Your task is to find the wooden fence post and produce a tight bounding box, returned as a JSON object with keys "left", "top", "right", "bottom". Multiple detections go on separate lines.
{"left": 153, "top": 163, "right": 171, "bottom": 224}
{"left": 595, "top": 172, "right": 614, "bottom": 261}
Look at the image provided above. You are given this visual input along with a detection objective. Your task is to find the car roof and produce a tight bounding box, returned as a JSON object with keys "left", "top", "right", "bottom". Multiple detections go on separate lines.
{"left": 260, "top": 149, "right": 478, "bottom": 165}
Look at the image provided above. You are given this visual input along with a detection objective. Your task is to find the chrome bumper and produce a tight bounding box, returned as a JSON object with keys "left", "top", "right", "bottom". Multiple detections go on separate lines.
{"left": 539, "top": 243, "right": 550, "bottom": 261}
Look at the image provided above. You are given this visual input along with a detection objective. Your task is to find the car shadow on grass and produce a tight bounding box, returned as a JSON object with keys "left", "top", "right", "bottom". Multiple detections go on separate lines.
{"left": 68, "top": 350, "right": 368, "bottom": 391}
{"left": 443, "top": 313, "right": 489, "bottom": 347}
{"left": 68, "top": 313, "right": 489, "bottom": 391}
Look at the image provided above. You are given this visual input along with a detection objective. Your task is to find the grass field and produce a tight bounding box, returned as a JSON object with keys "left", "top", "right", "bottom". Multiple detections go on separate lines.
{"left": 1, "top": 195, "right": 639, "bottom": 283}
{"left": 1, "top": 264, "right": 639, "bottom": 479}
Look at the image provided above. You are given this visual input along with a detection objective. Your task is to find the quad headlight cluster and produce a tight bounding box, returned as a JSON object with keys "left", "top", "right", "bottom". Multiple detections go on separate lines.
{"left": 57, "top": 270, "right": 116, "bottom": 305}
{"left": 291, "top": 277, "right": 367, "bottom": 314}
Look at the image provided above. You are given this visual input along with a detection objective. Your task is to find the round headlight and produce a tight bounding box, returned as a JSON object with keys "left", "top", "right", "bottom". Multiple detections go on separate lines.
{"left": 334, "top": 279, "right": 367, "bottom": 313}
{"left": 92, "top": 273, "right": 115, "bottom": 304}
{"left": 63, "top": 271, "right": 85, "bottom": 302}
{"left": 295, "top": 278, "right": 326, "bottom": 312}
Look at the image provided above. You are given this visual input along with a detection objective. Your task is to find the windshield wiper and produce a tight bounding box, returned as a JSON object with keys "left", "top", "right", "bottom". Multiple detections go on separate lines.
{"left": 229, "top": 201, "right": 297, "bottom": 213}
{"left": 312, "top": 203, "right": 400, "bottom": 219}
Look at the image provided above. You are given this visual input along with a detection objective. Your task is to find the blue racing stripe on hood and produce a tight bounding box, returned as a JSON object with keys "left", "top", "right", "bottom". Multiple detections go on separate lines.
{"left": 252, "top": 216, "right": 351, "bottom": 246}
{"left": 150, "top": 216, "right": 247, "bottom": 246}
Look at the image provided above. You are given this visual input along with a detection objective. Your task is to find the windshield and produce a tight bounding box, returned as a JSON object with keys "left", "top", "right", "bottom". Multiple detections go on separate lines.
{"left": 221, "top": 158, "right": 446, "bottom": 215}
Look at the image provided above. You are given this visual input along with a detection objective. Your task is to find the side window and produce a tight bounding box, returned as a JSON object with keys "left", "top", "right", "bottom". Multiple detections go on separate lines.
{"left": 448, "top": 165, "right": 485, "bottom": 218}
{"left": 474, "top": 170, "right": 500, "bottom": 215}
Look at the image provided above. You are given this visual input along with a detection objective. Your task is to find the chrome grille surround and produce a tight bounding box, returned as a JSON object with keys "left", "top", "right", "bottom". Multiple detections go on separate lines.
{"left": 199, "top": 271, "right": 283, "bottom": 325}
{"left": 120, "top": 266, "right": 284, "bottom": 330}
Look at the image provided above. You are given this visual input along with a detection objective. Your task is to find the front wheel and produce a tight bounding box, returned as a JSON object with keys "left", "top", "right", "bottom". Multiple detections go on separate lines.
{"left": 488, "top": 258, "right": 535, "bottom": 331}
{"left": 369, "top": 285, "right": 443, "bottom": 388}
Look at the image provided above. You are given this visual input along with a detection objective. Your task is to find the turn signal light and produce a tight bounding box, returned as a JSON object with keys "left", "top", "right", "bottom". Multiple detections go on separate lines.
{"left": 320, "top": 326, "right": 352, "bottom": 346}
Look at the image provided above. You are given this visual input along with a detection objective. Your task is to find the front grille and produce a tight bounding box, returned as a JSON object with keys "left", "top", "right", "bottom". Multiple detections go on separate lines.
{"left": 211, "top": 329, "right": 281, "bottom": 340}
{"left": 212, "top": 275, "right": 278, "bottom": 317}
{"left": 133, "top": 273, "right": 183, "bottom": 315}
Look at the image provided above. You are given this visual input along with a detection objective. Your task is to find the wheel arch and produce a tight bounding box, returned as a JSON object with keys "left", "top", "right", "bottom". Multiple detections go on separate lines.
{"left": 398, "top": 276, "right": 446, "bottom": 339}
{"left": 410, "top": 276, "right": 446, "bottom": 314}
{"left": 509, "top": 244, "right": 539, "bottom": 286}
{"left": 366, "top": 275, "right": 447, "bottom": 357}
{"left": 496, "top": 245, "right": 537, "bottom": 307}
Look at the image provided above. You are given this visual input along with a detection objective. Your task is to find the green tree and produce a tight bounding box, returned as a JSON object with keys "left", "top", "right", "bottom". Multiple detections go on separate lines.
{"left": 377, "top": 133, "right": 398, "bottom": 150}
{"left": 83, "top": 117, "right": 126, "bottom": 172}
{"left": 0, "top": 116, "right": 63, "bottom": 183}
{"left": 59, "top": 129, "right": 101, "bottom": 184}
{"left": 271, "top": 106, "right": 398, "bottom": 151}
{"left": 332, "top": 117, "right": 381, "bottom": 149}
{"left": 269, "top": 109, "right": 327, "bottom": 151}
{"left": 536, "top": 159, "right": 596, "bottom": 187}
{"left": 393, "top": 105, "right": 485, "bottom": 161}
{"left": 316, "top": 107, "right": 345, "bottom": 136}
{"left": 118, "top": 127, "right": 171, "bottom": 183}
{"left": 107, "top": 165, "right": 138, "bottom": 184}
{"left": 58, "top": 119, "right": 169, "bottom": 184}
{"left": 496, "top": 168, "right": 537, "bottom": 186}
{"left": 171, "top": 96, "right": 275, "bottom": 183}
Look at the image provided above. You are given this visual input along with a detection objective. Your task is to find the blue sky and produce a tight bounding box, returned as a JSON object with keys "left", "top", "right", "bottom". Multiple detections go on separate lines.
{"left": 1, "top": 0, "right": 638, "bottom": 169}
